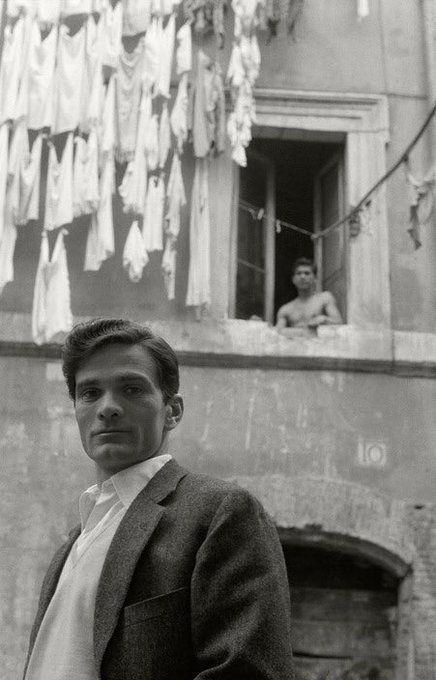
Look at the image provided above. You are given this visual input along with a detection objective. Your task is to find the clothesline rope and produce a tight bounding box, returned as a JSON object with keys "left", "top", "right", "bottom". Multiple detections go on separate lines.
{"left": 240, "top": 100, "right": 436, "bottom": 242}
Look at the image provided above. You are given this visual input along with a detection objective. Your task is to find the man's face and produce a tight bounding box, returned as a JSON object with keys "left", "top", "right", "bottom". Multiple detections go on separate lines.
{"left": 292, "top": 265, "right": 316, "bottom": 291}
{"left": 74, "top": 343, "right": 181, "bottom": 479}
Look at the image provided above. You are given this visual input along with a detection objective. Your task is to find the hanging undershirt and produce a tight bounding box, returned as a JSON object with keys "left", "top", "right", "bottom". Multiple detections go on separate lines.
{"left": 80, "top": 14, "right": 104, "bottom": 134}
{"left": 119, "top": 90, "right": 151, "bottom": 215}
{"left": 27, "top": 21, "right": 57, "bottom": 131}
{"left": 170, "top": 72, "right": 189, "bottom": 154}
{"left": 101, "top": 0, "right": 123, "bottom": 70}
{"left": 176, "top": 21, "right": 192, "bottom": 75}
{"left": 158, "top": 103, "right": 171, "bottom": 169}
{"left": 84, "top": 152, "right": 115, "bottom": 270}
{"left": 73, "top": 130, "right": 99, "bottom": 217}
{"left": 115, "top": 40, "right": 144, "bottom": 162}
{"left": 31, "top": 230, "right": 73, "bottom": 345}
{"left": 0, "top": 17, "right": 25, "bottom": 125}
{"left": 122, "top": 0, "right": 151, "bottom": 36}
{"left": 44, "top": 133, "right": 74, "bottom": 231}
{"left": 0, "top": 124, "right": 9, "bottom": 244}
{"left": 156, "top": 13, "right": 175, "bottom": 99}
{"left": 186, "top": 158, "right": 211, "bottom": 307}
{"left": 142, "top": 174, "right": 164, "bottom": 253}
{"left": 123, "top": 219, "right": 148, "bottom": 282}
{"left": 17, "top": 133, "right": 43, "bottom": 225}
{"left": 54, "top": 23, "right": 86, "bottom": 134}
{"left": 162, "top": 151, "right": 186, "bottom": 300}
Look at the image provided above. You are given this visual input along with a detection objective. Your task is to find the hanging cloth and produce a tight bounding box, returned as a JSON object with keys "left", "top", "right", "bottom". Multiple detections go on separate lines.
{"left": 186, "top": 158, "right": 211, "bottom": 307}
{"left": 100, "top": 75, "right": 117, "bottom": 156}
{"left": 122, "top": 0, "right": 152, "bottom": 36}
{"left": 53, "top": 23, "right": 87, "bottom": 134}
{"left": 122, "top": 219, "right": 148, "bottom": 282}
{"left": 162, "top": 151, "right": 186, "bottom": 300}
{"left": 405, "top": 164, "right": 435, "bottom": 249}
{"left": 84, "top": 152, "right": 115, "bottom": 270}
{"left": 115, "top": 39, "right": 144, "bottom": 162}
{"left": 144, "top": 113, "right": 159, "bottom": 171}
{"left": 119, "top": 90, "right": 151, "bottom": 214}
{"left": 158, "top": 103, "right": 171, "bottom": 169}
{"left": 170, "top": 72, "right": 189, "bottom": 154}
{"left": 0, "top": 221, "right": 18, "bottom": 296}
{"left": 31, "top": 229, "right": 73, "bottom": 345}
{"left": 0, "top": 124, "right": 9, "bottom": 244}
{"left": 35, "top": 0, "right": 62, "bottom": 24}
{"left": 73, "top": 130, "right": 99, "bottom": 217}
{"left": 357, "top": 0, "right": 369, "bottom": 20}
{"left": 28, "top": 21, "right": 57, "bottom": 131}
{"left": 101, "top": 0, "right": 123, "bottom": 70}
{"left": 143, "top": 15, "right": 161, "bottom": 92}
{"left": 80, "top": 14, "right": 104, "bottom": 134}
{"left": 6, "top": 0, "right": 36, "bottom": 17}
{"left": 142, "top": 174, "right": 164, "bottom": 252}
{"left": 176, "top": 21, "right": 192, "bottom": 76}
{"left": 44, "top": 133, "right": 74, "bottom": 231}
{"left": 0, "top": 17, "right": 26, "bottom": 125}
{"left": 17, "top": 132, "right": 43, "bottom": 224}
{"left": 62, "top": 0, "right": 93, "bottom": 15}
{"left": 156, "top": 13, "right": 175, "bottom": 98}
{"left": 6, "top": 120, "right": 28, "bottom": 226}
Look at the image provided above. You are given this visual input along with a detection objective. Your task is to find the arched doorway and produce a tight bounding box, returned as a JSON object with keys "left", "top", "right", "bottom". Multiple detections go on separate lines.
{"left": 281, "top": 542, "right": 399, "bottom": 680}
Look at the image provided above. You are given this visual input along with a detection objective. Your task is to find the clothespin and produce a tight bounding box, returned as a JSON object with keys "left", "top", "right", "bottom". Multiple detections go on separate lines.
{"left": 275, "top": 219, "right": 281, "bottom": 234}
{"left": 257, "top": 208, "right": 264, "bottom": 220}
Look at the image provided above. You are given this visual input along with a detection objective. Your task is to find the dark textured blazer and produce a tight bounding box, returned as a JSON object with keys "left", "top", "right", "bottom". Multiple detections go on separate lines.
{"left": 24, "top": 459, "right": 294, "bottom": 679}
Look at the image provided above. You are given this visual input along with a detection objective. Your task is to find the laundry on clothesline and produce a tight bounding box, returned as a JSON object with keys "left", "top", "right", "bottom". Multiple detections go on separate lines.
{"left": 123, "top": 219, "right": 148, "bottom": 282}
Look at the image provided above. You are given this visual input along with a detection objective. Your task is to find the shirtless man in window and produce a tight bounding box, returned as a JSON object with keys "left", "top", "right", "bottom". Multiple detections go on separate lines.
{"left": 276, "top": 258, "right": 342, "bottom": 337}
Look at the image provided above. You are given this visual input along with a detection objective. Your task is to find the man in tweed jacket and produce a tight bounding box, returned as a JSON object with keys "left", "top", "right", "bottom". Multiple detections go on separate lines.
{"left": 24, "top": 319, "right": 294, "bottom": 680}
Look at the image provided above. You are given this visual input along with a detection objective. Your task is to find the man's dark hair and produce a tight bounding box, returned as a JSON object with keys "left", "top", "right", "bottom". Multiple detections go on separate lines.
{"left": 62, "top": 318, "right": 179, "bottom": 403}
{"left": 292, "top": 257, "right": 317, "bottom": 276}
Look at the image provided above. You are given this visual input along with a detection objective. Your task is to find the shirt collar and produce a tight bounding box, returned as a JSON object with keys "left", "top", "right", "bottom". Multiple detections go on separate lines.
{"left": 79, "top": 454, "right": 172, "bottom": 527}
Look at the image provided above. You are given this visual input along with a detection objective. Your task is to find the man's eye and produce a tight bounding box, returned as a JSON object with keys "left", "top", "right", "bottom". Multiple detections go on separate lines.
{"left": 124, "top": 386, "right": 143, "bottom": 396}
{"left": 79, "top": 389, "right": 99, "bottom": 401}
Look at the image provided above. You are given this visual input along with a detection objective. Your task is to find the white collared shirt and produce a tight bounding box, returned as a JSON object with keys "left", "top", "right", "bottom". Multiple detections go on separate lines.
{"left": 25, "top": 454, "right": 172, "bottom": 680}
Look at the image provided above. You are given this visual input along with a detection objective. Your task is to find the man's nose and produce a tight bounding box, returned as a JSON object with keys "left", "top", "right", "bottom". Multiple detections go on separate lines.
{"left": 97, "top": 392, "right": 123, "bottom": 420}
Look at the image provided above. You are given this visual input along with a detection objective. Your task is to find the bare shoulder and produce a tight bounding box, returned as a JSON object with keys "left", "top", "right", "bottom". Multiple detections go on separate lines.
{"left": 277, "top": 300, "right": 297, "bottom": 317}
{"left": 321, "top": 290, "right": 336, "bottom": 303}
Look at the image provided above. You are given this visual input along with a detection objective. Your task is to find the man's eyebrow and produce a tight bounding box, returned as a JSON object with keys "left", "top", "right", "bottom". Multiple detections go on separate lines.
{"left": 76, "top": 373, "right": 155, "bottom": 388}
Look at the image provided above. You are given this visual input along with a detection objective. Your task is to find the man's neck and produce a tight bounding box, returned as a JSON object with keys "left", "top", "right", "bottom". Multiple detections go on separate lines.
{"left": 297, "top": 288, "right": 316, "bottom": 301}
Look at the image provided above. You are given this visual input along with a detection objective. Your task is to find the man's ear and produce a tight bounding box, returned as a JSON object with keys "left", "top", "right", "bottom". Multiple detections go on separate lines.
{"left": 164, "top": 394, "right": 184, "bottom": 431}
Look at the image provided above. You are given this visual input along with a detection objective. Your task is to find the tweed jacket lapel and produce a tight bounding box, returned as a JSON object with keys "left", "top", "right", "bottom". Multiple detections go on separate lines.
{"left": 93, "top": 459, "right": 188, "bottom": 670}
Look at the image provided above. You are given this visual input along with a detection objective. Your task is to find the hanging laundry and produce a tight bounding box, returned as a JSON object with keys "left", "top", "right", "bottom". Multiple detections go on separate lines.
{"left": 53, "top": 23, "right": 87, "bottom": 134}
{"left": 0, "top": 221, "right": 18, "bottom": 296}
{"left": 122, "top": 0, "right": 152, "bottom": 36}
{"left": 156, "top": 13, "right": 175, "bottom": 99}
{"left": 162, "top": 151, "right": 186, "bottom": 300}
{"left": 118, "top": 89, "right": 151, "bottom": 214}
{"left": 405, "top": 164, "right": 435, "bottom": 249}
{"left": 31, "top": 230, "right": 73, "bottom": 345}
{"left": 176, "top": 22, "right": 192, "bottom": 76}
{"left": 6, "top": 0, "right": 36, "bottom": 17}
{"left": 192, "top": 50, "right": 226, "bottom": 157}
{"left": 62, "top": 0, "right": 93, "bottom": 15}
{"left": 0, "top": 124, "right": 9, "bottom": 244}
{"left": 0, "top": 17, "right": 26, "bottom": 125}
{"left": 27, "top": 21, "right": 57, "bottom": 131}
{"left": 101, "top": 0, "right": 123, "bottom": 70}
{"left": 186, "top": 158, "right": 210, "bottom": 307}
{"left": 73, "top": 130, "right": 99, "bottom": 217}
{"left": 84, "top": 152, "right": 115, "bottom": 270}
{"left": 143, "top": 15, "right": 161, "bottom": 92}
{"left": 17, "top": 133, "right": 43, "bottom": 224}
{"left": 44, "top": 133, "right": 74, "bottom": 231}
{"left": 357, "top": 0, "right": 369, "bottom": 20}
{"left": 35, "top": 0, "right": 62, "bottom": 24}
{"left": 80, "top": 14, "right": 104, "bottom": 134}
{"left": 263, "top": 0, "right": 280, "bottom": 39}
{"left": 142, "top": 174, "right": 164, "bottom": 252}
{"left": 7, "top": 120, "right": 28, "bottom": 225}
{"left": 123, "top": 219, "right": 148, "bottom": 282}
{"left": 100, "top": 75, "right": 117, "bottom": 156}
{"left": 232, "top": 0, "right": 260, "bottom": 37}
{"left": 159, "top": 103, "right": 171, "bottom": 169}
{"left": 115, "top": 39, "right": 144, "bottom": 162}
{"left": 144, "top": 113, "right": 159, "bottom": 171}
{"left": 170, "top": 72, "right": 189, "bottom": 154}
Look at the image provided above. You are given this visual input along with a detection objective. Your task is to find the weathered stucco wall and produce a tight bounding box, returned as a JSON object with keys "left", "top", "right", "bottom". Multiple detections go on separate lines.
{"left": 1, "top": 354, "right": 435, "bottom": 676}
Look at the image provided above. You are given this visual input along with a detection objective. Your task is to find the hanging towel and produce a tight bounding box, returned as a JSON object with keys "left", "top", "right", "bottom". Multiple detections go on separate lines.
{"left": 142, "top": 174, "right": 164, "bottom": 252}
{"left": 32, "top": 229, "right": 73, "bottom": 345}
{"left": 186, "top": 158, "right": 211, "bottom": 307}
{"left": 123, "top": 219, "right": 148, "bottom": 282}
{"left": 44, "top": 133, "right": 74, "bottom": 231}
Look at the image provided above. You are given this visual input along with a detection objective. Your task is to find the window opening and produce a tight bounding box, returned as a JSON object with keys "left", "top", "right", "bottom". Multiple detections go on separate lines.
{"left": 235, "top": 135, "right": 346, "bottom": 324}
